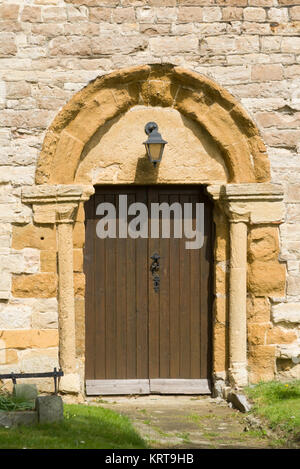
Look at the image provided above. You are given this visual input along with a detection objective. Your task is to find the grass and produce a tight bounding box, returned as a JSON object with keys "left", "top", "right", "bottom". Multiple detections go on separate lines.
{"left": 0, "top": 403, "right": 148, "bottom": 449}
{"left": 244, "top": 379, "right": 300, "bottom": 446}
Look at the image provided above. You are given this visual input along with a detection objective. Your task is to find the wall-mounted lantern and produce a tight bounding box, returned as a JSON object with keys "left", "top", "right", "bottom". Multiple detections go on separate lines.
{"left": 143, "top": 122, "right": 167, "bottom": 167}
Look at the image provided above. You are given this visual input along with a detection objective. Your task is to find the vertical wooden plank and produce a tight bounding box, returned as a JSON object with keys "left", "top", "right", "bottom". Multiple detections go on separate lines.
{"left": 148, "top": 187, "right": 160, "bottom": 379}
{"left": 105, "top": 192, "right": 117, "bottom": 379}
{"left": 84, "top": 197, "right": 95, "bottom": 380}
{"left": 136, "top": 188, "right": 149, "bottom": 379}
{"left": 158, "top": 192, "right": 170, "bottom": 379}
{"left": 190, "top": 193, "right": 201, "bottom": 379}
{"left": 116, "top": 190, "right": 127, "bottom": 379}
{"left": 95, "top": 194, "right": 106, "bottom": 379}
{"left": 179, "top": 193, "right": 191, "bottom": 378}
{"left": 169, "top": 193, "right": 180, "bottom": 379}
{"left": 126, "top": 192, "right": 137, "bottom": 379}
{"left": 200, "top": 197, "right": 211, "bottom": 379}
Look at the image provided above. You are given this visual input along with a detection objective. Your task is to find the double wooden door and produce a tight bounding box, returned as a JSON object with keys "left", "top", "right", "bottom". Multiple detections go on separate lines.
{"left": 84, "top": 186, "right": 213, "bottom": 395}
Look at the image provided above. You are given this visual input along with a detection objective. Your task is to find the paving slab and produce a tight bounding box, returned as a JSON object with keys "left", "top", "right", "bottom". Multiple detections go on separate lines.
{"left": 87, "top": 395, "right": 282, "bottom": 449}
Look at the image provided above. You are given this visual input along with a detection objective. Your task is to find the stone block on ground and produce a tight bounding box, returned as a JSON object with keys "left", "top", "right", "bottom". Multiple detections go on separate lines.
{"left": 13, "top": 383, "right": 38, "bottom": 408}
{"left": 227, "top": 391, "right": 252, "bottom": 413}
{"left": 35, "top": 395, "right": 63, "bottom": 424}
{"left": 0, "top": 411, "right": 38, "bottom": 428}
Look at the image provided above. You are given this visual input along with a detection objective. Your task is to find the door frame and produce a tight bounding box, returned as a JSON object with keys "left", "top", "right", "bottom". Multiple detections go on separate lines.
{"left": 84, "top": 184, "right": 214, "bottom": 395}
{"left": 21, "top": 181, "right": 285, "bottom": 395}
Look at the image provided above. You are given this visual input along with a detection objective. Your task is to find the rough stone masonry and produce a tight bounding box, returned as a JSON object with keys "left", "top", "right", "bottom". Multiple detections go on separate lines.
{"left": 0, "top": 0, "right": 299, "bottom": 396}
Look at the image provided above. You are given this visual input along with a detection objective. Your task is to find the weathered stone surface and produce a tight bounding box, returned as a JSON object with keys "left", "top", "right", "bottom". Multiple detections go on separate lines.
{"left": 248, "top": 226, "right": 279, "bottom": 262}
{"left": 0, "top": 3, "right": 299, "bottom": 392}
{"left": 12, "top": 273, "right": 58, "bottom": 298}
{"left": 248, "top": 261, "right": 286, "bottom": 296}
{"left": 36, "top": 65, "right": 269, "bottom": 186}
{"left": 248, "top": 345, "right": 276, "bottom": 383}
{"left": 0, "top": 411, "right": 38, "bottom": 428}
{"left": 0, "top": 330, "right": 58, "bottom": 349}
{"left": 228, "top": 391, "right": 252, "bottom": 412}
{"left": 12, "top": 224, "right": 56, "bottom": 251}
{"left": 13, "top": 383, "right": 38, "bottom": 404}
{"left": 40, "top": 250, "right": 57, "bottom": 273}
{"left": 247, "top": 296, "right": 270, "bottom": 323}
{"left": 272, "top": 303, "right": 300, "bottom": 324}
{"left": 266, "top": 326, "right": 297, "bottom": 345}
{"left": 36, "top": 395, "right": 63, "bottom": 424}
{"left": 59, "top": 373, "right": 81, "bottom": 394}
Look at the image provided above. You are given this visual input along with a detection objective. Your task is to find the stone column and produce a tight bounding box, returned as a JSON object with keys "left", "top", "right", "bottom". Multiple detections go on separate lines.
{"left": 56, "top": 204, "right": 77, "bottom": 376}
{"left": 21, "top": 184, "right": 94, "bottom": 394}
{"left": 207, "top": 183, "right": 285, "bottom": 390}
{"left": 228, "top": 220, "right": 248, "bottom": 387}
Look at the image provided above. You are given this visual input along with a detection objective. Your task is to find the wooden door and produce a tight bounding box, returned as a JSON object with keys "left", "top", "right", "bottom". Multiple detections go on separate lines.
{"left": 84, "top": 186, "right": 213, "bottom": 395}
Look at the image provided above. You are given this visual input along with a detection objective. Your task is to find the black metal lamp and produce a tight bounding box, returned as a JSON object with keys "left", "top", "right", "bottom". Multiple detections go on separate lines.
{"left": 143, "top": 122, "right": 167, "bottom": 167}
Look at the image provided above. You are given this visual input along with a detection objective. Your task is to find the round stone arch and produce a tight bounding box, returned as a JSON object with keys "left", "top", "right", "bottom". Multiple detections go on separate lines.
{"left": 35, "top": 63, "right": 270, "bottom": 185}
{"left": 22, "top": 64, "right": 285, "bottom": 396}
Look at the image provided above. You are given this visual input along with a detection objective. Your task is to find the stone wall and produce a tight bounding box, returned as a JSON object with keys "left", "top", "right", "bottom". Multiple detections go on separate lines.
{"left": 0, "top": 0, "right": 299, "bottom": 391}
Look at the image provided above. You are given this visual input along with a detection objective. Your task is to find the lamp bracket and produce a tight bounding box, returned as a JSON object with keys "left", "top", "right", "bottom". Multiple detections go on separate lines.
{"left": 145, "top": 122, "right": 158, "bottom": 135}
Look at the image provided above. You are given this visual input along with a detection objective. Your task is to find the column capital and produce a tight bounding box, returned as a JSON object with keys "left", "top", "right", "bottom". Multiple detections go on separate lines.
{"left": 207, "top": 183, "right": 285, "bottom": 224}
{"left": 21, "top": 184, "right": 95, "bottom": 224}
{"left": 55, "top": 203, "right": 78, "bottom": 224}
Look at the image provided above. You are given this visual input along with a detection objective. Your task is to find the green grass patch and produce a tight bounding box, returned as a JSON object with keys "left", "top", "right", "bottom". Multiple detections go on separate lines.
{"left": 0, "top": 403, "right": 148, "bottom": 449}
{"left": 244, "top": 380, "right": 300, "bottom": 446}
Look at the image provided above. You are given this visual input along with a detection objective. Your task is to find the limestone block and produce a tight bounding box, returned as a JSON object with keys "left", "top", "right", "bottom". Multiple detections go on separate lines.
{"left": 23, "top": 249, "right": 40, "bottom": 274}
{"left": 149, "top": 36, "right": 198, "bottom": 55}
{"left": 266, "top": 326, "right": 297, "bottom": 345}
{"left": 74, "top": 272, "right": 85, "bottom": 297}
{"left": 12, "top": 224, "right": 56, "bottom": 251}
{"left": 36, "top": 395, "right": 64, "bottom": 424}
{"left": 0, "top": 223, "right": 11, "bottom": 248}
{"left": 0, "top": 271, "right": 11, "bottom": 300}
{"left": 0, "top": 303, "right": 32, "bottom": 329}
{"left": 59, "top": 373, "right": 80, "bottom": 394}
{"left": 73, "top": 249, "right": 83, "bottom": 272}
{"left": 75, "top": 297, "right": 84, "bottom": 357}
{"left": 0, "top": 330, "right": 58, "bottom": 349}
{"left": 272, "top": 303, "right": 300, "bottom": 324}
{"left": 0, "top": 349, "right": 18, "bottom": 365}
{"left": 40, "top": 250, "right": 57, "bottom": 273}
{"left": 247, "top": 296, "right": 271, "bottom": 323}
{"left": 73, "top": 222, "right": 85, "bottom": 248}
{"left": 248, "top": 323, "right": 270, "bottom": 345}
{"left": 248, "top": 226, "right": 279, "bottom": 262}
{"left": 213, "top": 322, "right": 227, "bottom": 373}
{"left": 19, "top": 348, "right": 59, "bottom": 373}
{"left": 12, "top": 273, "right": 58, "bottom": 298}
{"left": 215, "top": 262, "right": 228, "bottom": 295}
{"left": 0, "top": 251, "right": 24, "bottom": 274}
{"left": 247, "top": 261, "right": 286, "bottom": 296}
{"left": 32, "top": 204, "right": 56, "bottom": 224}
{"left": 248, "top": 345, "right": 276, "bottom": 383}
{"left": 0, "top": 33, "right": 17, "bottom": 57}
{"left": 213, "top": 295, "right": 227, "bottom": 323}
{"left": 287, "top": 275, "right": 300, "bottom": 296}
{"left": 31, "top": 310, "right": 58, "bottom": 329}
{"left": 276, "top": 344, "right": 300, "bottom": 359}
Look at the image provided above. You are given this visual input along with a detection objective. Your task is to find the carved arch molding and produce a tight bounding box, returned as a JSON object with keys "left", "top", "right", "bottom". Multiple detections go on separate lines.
{"left": 20, "top": 65, "right": 285, "bottom": 395}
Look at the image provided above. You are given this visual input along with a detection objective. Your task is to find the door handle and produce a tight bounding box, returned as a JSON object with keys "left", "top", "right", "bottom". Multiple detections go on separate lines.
{"left": 150, "top": 253, "right": 160, "bottom": 293}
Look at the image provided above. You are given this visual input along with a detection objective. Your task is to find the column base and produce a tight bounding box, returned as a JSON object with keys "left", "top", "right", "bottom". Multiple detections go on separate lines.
{"left": 228, "top": 363, "right": 248, "bottom": 388}
{"left": 59, "top": 373, "right": 81, "bottom": 394}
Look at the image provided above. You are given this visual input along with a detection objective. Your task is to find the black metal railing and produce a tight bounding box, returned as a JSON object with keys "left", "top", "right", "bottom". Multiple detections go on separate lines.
{"left": 0, "top": 368, "right": 64, "bottom": 394}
